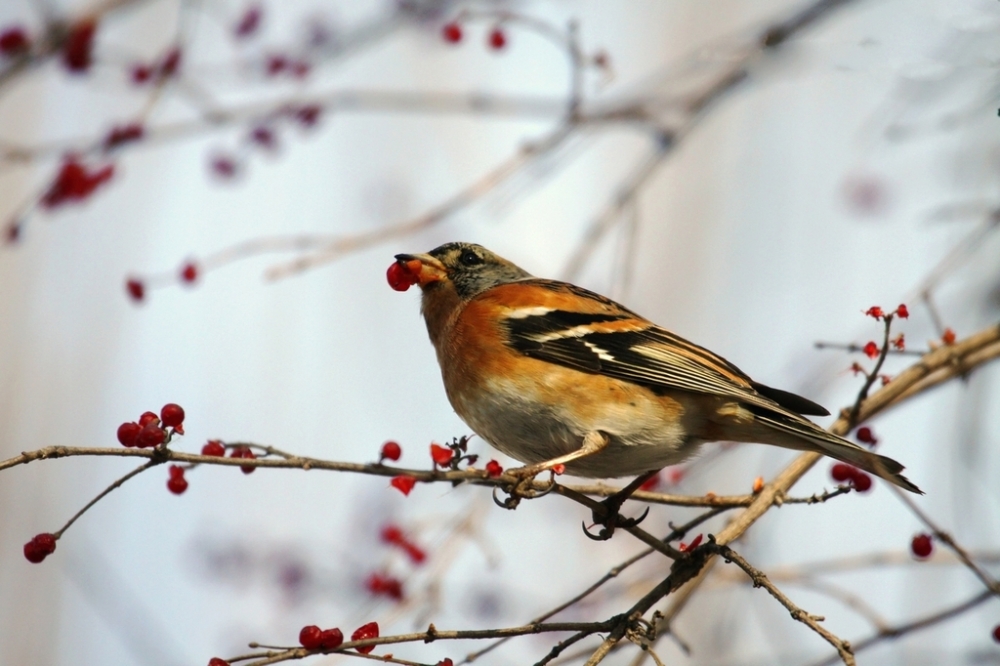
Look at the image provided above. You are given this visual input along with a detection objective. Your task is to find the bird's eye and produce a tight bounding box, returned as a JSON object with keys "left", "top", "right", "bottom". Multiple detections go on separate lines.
{"left": 459, "top": 250, "right": 483, "bottom": 266}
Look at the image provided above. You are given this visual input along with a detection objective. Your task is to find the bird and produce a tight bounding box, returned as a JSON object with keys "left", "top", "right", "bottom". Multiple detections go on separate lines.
{"left": 389, "top": 241, "right": 921, "bottom": 499}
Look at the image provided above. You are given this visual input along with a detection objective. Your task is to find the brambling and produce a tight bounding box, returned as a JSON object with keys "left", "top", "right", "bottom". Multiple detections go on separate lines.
{"left": 390, "top": 242, "right": 921, "bottom": 495}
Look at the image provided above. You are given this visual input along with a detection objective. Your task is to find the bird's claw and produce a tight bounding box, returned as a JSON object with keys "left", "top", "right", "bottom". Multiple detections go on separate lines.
{"left": 492, "top": 468, "right": 556, "bottom": 511}
{"left": 582, "top": 502, "right": 650, "bottom": 540}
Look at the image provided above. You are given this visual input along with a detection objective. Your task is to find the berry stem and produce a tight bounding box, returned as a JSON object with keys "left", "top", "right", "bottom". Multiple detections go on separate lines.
{"left": 848, "top": 313, "right": 895, "bottom": 428}
{"left": 53, "top": 460, "right": 159, "bottom": 538}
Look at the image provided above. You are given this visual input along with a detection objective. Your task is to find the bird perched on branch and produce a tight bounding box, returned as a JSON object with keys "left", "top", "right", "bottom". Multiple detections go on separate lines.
{"left": 389, "top": 242, "right": 921, "bottom": 502}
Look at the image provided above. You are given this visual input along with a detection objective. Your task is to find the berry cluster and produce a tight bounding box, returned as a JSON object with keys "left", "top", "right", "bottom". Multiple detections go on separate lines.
{"left": 381, "top": 524, "right": 426, "bottom": 564}
{"left": 830, "top": 463, "right": 873, "bottom": 492}
{"left": 229, "top": 445, "right": 257, "bottom": 474}
{"left": 440, "top": 20, "right": 508, "bottom": 52}
{"left": 42, "top": 156, "right": 115, "bottom": 209}
{"left": 23, "top": 533, "right": 57, "bottom": 564}
{"left": 117, "top": 403, "right": 185, "bottom": 449}
{"left": 299, "top": 625, "right": 344, "bottom": 650}
{"left": 129, "top": 46, "right": 182, "bottom": 85}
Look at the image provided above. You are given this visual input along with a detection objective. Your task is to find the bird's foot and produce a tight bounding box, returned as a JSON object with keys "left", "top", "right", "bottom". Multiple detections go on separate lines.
{"left": 492, "top": 466, "right": 557, "bottom": 511}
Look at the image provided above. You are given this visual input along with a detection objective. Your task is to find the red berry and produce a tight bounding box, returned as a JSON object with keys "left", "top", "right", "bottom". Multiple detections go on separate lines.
{"left": 441, "top": 22, "right": 462, "bottom": 44}
{"left": 42, "top": 157, "right": 115, "bottom": 208}
{"left": 891, "top": 333, "right": 905, "bottom": 351}
{"left": 62, "top": 19, "right": 96, "bottom": 73}
{"left": 381, "top": 524, "right": 403, "bottom": 544}
{"left": 855, "top": 426, "right": 877, "bottom": 445}
{"left": 639, "top": 473, "right": 660, "bottom": 491}
{"left": 896, "top": 303, "right": 909, "bottom": 319}
{"left": 126, "top": 278, "right": 145, "bottom": 302}
{"left": 289, "top": 60, "right": 311, "bottom": 78}
{"left": 390, "top": 475, "right": 416, "bottom": 496}
{"left": 103, "top": 123, "right": 144, "bottom": 151}
{"left": 992, "top": 624, "right": 1000, "bottom": 643}
{"left": 160, "top": 47, "right": 181, "bottom": 76}
{"left": 23, "top": 533, "right": 57, "bottom": 563}
{"left": 830, "top": 463, "right": 853, "bottom": 482}
{"left": 299, "top": 625, "right": 323, "bottom": 650}
{"left": 5, "top": 220, "right": 20, "bottom": 244}
{"left": 485, "top": 459, "right": 503, "bottom": 477}
{"left": 380, "top": 441, "right": 402, "bottom": 462}
{"left": 430, "top": 443, "right": 453, "bottom": 467}
{"left": 864, "top": 306, "right": 884, "bottom": 320}
{"left": 234, "top": 5, "right": 262, "bottom": 38}
{"left": 488, "top": 28, "right": 506, "bottom": 50}
{"left": 249, "top": 125, "right": 276, "bottom": 149}
{"left": 404, "top": 542, "right": 426, "bottom": 564}
{"left": 552, "top": 463, "right": 566, "bottom": 475}
{"left": 136, "top": 424, "right": 167, "bottom": 448}
{"left": 167, "top": 472, "right": 188, "bottom": 495}
{"left": 117, "top": 422, "right": 142, "bottom": 447}
{"left": 366, "top": 572, "right": 404, "bottom": 600}
{"left": 911, "top": 533, "right": 933, "bottom": 558}
{"left": 138, "top": 411, "right": 159, "bottom": 426}
{"left": 265, "top": 54, "right": 287, "bottom": 76}
{"left": 851, "top": 471, "right": 872, "bottom": 492}
{"left": 351, "top": 622, "right": 379, "bottom": 654}
{"left": 292, "top": 104, "right": 321, "bottom": 128}
{"left": 208, "top": 659, "right": 230, "bottom": 666}
{"left": 210, "top": 155, "right": 238, "bottom": 179}
{"left": 437, "top": 660, "right": 454, "bottom": 666}
{"left": 130, "top": 64, "right": 152, "bottom": 84}
{"left": 160, "top": 403, "right": 185, "bottom": 428}
{"left": 386, "top": 261, "right": 418, "bottom": 291}
{"left": 202, "top": 440, "right": 225, "bottom": 456}
{"left": 180, "top": 262, "right": 199, "bottom": 283}
{"left": 231, "top": 447, "right": 256, "bottom": 474}
{"left": 320, "top": 627, "right": 344, "bottom": 650}
{"left": 863, "top": 341, "right": 879, "bottom": 359}
{"left": 0, "top": 27, "right": 31, "bottom": 56}
{"left": 942, "top": 328, "right": 956, "bottom": 345}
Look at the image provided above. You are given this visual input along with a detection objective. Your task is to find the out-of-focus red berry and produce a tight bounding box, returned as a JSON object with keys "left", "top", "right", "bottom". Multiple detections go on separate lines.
{"left": 485, "top": 459, "right": 503, "bottom": 477}
{"left": 441, "top": 22, "right": 462, "bottom": 44}
{"left": 436, "top": 659, "right": 454, "bottom": 666}
{"left": 180, "top": 262, "right": 198, "bottom": 284}
{"left": 895, "top": 303, "right": 909, "bottom": 319}
{"left": 911, "top": 533, "right": 933, "bottom": 558}
{"left": 992, "top": 624, "right": 1000, "bottom": 643}
{"left": 830, "top": 463, "right": 853, "bottom": 482}
{"left": 126, "top": 278, "right": 145, "bottom": 302}
{"left": 942, "top": 328, "right": 956, "bottom": 345}
{"left": 117, "top": 422, "right": 142, "bottom": 447}
{"left": 851, "top": 471, "right": 872, "bottom": 492}
{"left": 202, "top": 440, "right": 226, "bottom": 456}
{"left": 863, "top": 341, "right": 879, "bottom": 359}
{"left": 207, "top": 659, "right": 230, "bottom": 666}
{"left": 130, "top": 64, "right": 151, "bottom": 84}
{"left": 234, "top": 5, "right": 262, "bottom": 38}
{"left": 0, "top": 27, "right": 31, "bottom": 56}
{"left": 488, "top": 28, "right": 506, "bottom": 50}
{"left": 210, "top": 155, "right": 238, "bottom": 179}
{"left": 864, "top": 306, "right": 884, "bottom": 320}
{"left": 855, "top": 426, "right": 877, "bottom": 445}
{"left": 351, "top": 622, "right": 379, "bottom": 654}
{"left": 103, "top": 123, "right": 144, "bottom": 150}
{"left": 366, "top": 572, "right": 404, "bottom": 600}
{"left": 62, "top": 20, "right": 96, "bottom": 73}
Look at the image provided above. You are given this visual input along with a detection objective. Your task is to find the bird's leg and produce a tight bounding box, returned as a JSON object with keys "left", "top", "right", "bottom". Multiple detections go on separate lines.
{"left": 496, "top": 432, "right": 610, "bottom": 510}
{"left": 583, "top": 469, "right": 659, "bottom": 541}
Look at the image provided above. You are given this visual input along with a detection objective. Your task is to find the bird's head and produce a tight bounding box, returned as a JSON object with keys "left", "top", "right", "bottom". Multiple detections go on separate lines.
{"left": 389, "top": 242, "right": 531, "bottom": 301}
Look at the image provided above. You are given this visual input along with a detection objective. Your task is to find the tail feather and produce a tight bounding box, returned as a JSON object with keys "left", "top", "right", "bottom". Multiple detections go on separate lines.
{"left": 751, "top": 412, "right": 923, "bottom": 494}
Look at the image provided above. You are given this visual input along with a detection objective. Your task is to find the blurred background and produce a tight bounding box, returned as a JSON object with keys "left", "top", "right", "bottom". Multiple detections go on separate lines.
{"left": 1, "top": 1, "right": 999, "bottom": 664}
